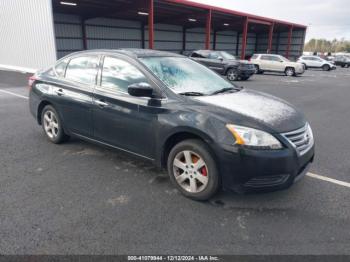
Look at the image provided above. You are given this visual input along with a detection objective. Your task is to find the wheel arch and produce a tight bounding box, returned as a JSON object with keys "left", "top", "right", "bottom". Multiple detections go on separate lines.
{"left": 37, "top": 100, "right": 52, "bottom": 125}
{"left": 224, "top": 65, "right": 238, "bottom": 75}
{"left": 160, "top": 128, "right": 216, "bottom": 169}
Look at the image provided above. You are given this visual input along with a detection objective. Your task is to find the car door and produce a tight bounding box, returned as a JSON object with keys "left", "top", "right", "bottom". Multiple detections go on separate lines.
{"left": 92, "top": 55, "right": 162, "bottom": 159}
{"left": 50, "top": 55, "right": 99, "bottom": 137}
{"left": 259, "top": 55, "right": 272, "bottom": 70}
{"left": 308, "top": 57, "right": 318, "bottom": 67}
{"left": 314, "top": 57, "right": 324, "bottom": 68}
{"left": 269, "top": 55, "right": 284, "bottom": 72}
{"left": 301, "top": 57, "right": 310, "bottom": 67}
{"left": 206, "top": 52, "right": 226, "bottom": 74}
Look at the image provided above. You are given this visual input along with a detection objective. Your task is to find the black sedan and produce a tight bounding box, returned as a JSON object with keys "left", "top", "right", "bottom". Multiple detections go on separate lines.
{"left": 190, "top": 50, "right": 255, "bottom": 81}
{"left": 29, "top": 49, "right": 314, "bottom": 200}
{"left": 334, "top": 55, "right": 350, "bottom": 68}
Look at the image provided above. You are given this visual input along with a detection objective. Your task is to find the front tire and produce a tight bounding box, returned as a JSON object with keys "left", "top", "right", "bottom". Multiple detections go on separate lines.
{"left": 167, "top": 139, "right": 220, "bottom": 201}
{"left": 226, "top": 68, "right": 239, "bottom": 81}
{"left": 41, "top": 105, "right": 69, "bottom": 144}
{"left": 285, "top": 67, "right": 295, "bottom": 77}
{"left": 302, "top": 63, "right": 308, "bottom": 70}
{"left": 322, "top": 64, "right": 330, "bottom": 71}
{"left": 254, "top": 65, "right": 263, "bottom": 74}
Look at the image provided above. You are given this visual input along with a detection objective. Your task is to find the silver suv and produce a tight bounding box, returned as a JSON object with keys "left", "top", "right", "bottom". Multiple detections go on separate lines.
{"left": 251, "top": 54, "right": 305, "bottom": 76}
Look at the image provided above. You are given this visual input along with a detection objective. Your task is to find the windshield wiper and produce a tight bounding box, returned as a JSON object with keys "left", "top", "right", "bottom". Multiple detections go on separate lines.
{"left": 210, "top": 87, "right": 241, "bottom": 95}
{"left": 178, "top": 91, "right": 205, "bottom": 96}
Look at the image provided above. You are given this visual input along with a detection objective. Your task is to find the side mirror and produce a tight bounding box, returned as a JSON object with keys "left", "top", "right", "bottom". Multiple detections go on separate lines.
{"left": 128, "top": 82, "right": 154, "bottom": 98}
{"left": 218, "top": 56, "right": 224, "bottom": 61}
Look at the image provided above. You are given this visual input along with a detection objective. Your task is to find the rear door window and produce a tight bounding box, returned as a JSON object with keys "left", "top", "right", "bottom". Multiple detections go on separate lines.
{"left": 270, "top": 56, "right": 282, "bottom": 62}
{"left": 55, "top": 59, "right": 69, "bottom": 77}
{"left": 65, "top": 56, "right": 100, "bottom": 85}
{"left": 261, "top": 55, "right": 271, "bottom": 61}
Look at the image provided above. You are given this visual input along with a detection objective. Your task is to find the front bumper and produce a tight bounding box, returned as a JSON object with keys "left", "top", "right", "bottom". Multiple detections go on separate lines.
{"left": 295, "top": 67, "right": 305, "bottom": 75}
{"left": 238, "top": 69, "right": 255, "bottom": 77}
{"left": 214, "top": 142, "right": 315, "bottom": 193}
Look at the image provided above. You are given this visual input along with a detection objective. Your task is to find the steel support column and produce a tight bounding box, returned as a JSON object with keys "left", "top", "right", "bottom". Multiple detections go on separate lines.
{"left": 213, "top": 30, "right": 217, "bottom": 50}
{"left": 205, "top": 9, "right": 212, "bottom": 50}
{"left": 148, "top": 0, "right": 154, "bottom": 49}
{"left": 182, "top": 26, "right": 186, "bottom": 52}
{"left": 286, "top": 25, "right": 293, "bottom": 58}
{"left": 267, "top": 23, "right": 274, "bottom": 53}
{"left": 241, "top": 17, "right": 249, "bottom": 60}
{"left": 81, "top": 18, "right": 87, "bottom": 50}
{"left": 141, "top": 23, "right": 145, "bottom": 49}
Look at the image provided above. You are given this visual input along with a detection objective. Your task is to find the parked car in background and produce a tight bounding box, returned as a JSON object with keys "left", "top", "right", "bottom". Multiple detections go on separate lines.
{"left": 250, "top": 54, "right": 305, "bottom": 76}
{"left": 190, "top": 50, "right": 255, "bottom": 81}
{"left": 297, "top": 56, "right": 336, "bottom": 71}
{"left": 28, "top": 49, "right": 314, "bottom": 201}
{"left": 334, "top": 55, "right": 350, "bottom": 68}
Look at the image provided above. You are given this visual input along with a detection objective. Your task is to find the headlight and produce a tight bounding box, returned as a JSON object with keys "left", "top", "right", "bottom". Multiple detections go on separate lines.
{"left": 226, "top": 124, "right": 282, "bottom": 149}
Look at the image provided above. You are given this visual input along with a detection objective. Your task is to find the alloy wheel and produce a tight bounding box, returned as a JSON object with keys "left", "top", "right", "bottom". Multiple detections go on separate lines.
{"left": 43, "top": 110, "right": 59, "bottom": 139}
{"left": 172, "top": 150, "right": 209, "bottom": 193}
{"left": 227, "top": 70, "right": 238, "bottom": 81}
{"left": 286, "top": 68, "right": 294, "bottom": 76}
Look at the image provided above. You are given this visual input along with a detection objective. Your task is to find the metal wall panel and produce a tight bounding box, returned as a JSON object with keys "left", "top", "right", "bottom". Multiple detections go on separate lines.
{"left": 145, "top": 23, "right": 183, "bottom": 53}
{"left": 54, "top": 13, "right": 82, "bottom": 58}
{"left": 215, "top": 31, "right": 237, "bottom": 53}
{"left": 0, "top": 0, "right": 56, "bottom": 70}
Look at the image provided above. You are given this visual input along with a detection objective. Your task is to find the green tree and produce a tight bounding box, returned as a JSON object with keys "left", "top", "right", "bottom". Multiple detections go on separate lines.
{"left": 304, "top": 38, "right": 350, "bottom": 53}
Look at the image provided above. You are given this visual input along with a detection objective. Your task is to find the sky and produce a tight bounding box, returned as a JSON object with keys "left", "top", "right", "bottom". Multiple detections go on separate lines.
{"left": 191, "top": 0, "right": 350, "bottom": 41}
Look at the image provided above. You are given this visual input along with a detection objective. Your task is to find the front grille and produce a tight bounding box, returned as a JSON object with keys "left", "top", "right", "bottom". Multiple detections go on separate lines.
{"left": 282, "top": 124, "right": 314, "bottom": 156}
{"left": 244, "top": 174, "right": 290, "bottom": 188}
{"left": 239, "top": 64, "right": 254, "bottom": 70}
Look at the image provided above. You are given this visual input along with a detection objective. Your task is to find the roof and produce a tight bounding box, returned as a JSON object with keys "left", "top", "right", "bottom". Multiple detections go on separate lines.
{"left": 52, "top": 0, "right": 307, "bottom": 32}
{"left": 64, "top": 49, "right": 184, "bottom": 59}
{"left": 166, "top": 0, "right": 307, "bottom": 29}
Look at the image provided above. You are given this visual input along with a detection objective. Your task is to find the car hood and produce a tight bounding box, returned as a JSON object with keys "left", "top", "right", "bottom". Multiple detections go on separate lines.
{"left": 194, "top": 89, "right": 305, "bottom": 133}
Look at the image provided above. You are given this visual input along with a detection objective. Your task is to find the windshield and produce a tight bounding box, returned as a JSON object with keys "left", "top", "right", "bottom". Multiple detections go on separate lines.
{"left": 218, "top": 51, "right": 236, "bottom": 60}
{"left": 140, "top": 57, "right": 235, "bottom": 95}
{"left": 279, "top": 56, "right": 290, "bottom": 62}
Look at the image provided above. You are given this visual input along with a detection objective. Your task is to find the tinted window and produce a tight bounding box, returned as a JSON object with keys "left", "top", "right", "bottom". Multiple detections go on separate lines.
{"left": 270, "top": 56, "right": 282, "bottom": 62}
{"left": 101, "top": 57, "right": 148, "bottom": 93}
{"left": 55, "top": 59, "right": 68, "bottom": 77}
{"left": 65, "top": 56, "right": 99, "bottom": 85}
{"left": 261, "top": 55, "right": 271, "bottom": 60}
{"left": 208, "top": 52, "right": 221, "bottom": 59}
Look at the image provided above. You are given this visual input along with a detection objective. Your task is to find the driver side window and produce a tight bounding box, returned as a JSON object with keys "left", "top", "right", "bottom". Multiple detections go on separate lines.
{"left": 101, "top": 56, "right": 148, "bottom": 93}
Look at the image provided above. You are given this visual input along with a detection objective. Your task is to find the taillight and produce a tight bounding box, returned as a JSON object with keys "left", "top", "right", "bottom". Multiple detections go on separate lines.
{"left": 28, "top": 75, "right": 37, "bottom": 90}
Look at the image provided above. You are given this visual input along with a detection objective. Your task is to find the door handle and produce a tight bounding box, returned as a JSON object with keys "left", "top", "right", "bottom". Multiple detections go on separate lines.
{"left": 55, "top": 89, "right": 64, "bottom": 96}
{"left": 95, "top": 100, "right": 109, "bottom": 108}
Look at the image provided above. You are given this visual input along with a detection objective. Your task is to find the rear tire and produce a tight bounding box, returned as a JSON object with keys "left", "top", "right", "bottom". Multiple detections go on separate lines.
{"left": 41, "top": 105, "right": 69, "bottom": 144}
{"left": 322, "top": 64, "right": 330, "bottom": 71}
{"left": 285, "top": 67, "right": 295, "bottom": 77}
{"left": 167, "top": 139, "right": 220, "bottom": 201}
